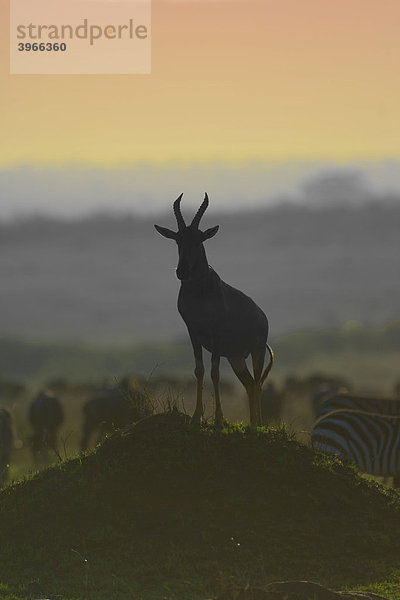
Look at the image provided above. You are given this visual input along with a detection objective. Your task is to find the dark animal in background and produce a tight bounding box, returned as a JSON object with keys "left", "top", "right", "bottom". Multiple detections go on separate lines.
{"left": 0, "top": 408, "right": 13, "bottom": 488}
{"left": 261, "top": 381, "right": 283, "bottom": 426}
{"left": 80, "top": 380, "right": 151, "bottom": 450}
{"left": 155, "top": 194, "right": 273, "bottom": 428}
{"left": 311, "top": 392, "right": 400, "bottom": 485}
{"left": 29, "top": 390, "right": 64, "bottom": 466}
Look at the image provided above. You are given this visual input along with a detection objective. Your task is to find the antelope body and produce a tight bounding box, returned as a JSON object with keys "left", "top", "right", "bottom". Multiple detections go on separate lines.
{"left": 155, "top": 194, "right": 273, "bottom": 428}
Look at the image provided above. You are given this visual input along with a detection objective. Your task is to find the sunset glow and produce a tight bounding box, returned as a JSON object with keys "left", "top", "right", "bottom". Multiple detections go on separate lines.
{"left": 1, "top": 0, "right": 399, "bottom": 165}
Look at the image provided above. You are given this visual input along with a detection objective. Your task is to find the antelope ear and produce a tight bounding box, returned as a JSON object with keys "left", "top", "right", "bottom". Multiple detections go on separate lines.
{"left": 154, "top": 225, "right": 177, "bottom": 240}
{"left": 202, "top": 225, "right": 219, "bottom": 240}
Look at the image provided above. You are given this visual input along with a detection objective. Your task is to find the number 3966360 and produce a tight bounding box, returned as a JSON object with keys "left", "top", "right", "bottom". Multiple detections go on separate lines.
{"left": 18, "top": 42, "right": 67, "bottom": 51}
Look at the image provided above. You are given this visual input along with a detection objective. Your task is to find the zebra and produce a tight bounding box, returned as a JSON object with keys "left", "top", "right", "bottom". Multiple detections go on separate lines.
{"left": 311, "top": 392, "right": 400, "bottom": 485}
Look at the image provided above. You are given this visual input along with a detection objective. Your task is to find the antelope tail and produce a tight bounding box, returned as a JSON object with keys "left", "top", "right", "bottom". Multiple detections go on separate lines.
{"left": 260, "top": 344, "right": 274, "bottom": 386}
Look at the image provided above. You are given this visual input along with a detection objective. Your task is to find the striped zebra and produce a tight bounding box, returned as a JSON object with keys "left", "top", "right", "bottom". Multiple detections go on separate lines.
{"left": 311, "top": 392, "right": 400, "bottom": 485}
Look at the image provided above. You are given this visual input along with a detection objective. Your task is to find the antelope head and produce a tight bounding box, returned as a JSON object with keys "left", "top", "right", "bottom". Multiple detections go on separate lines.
{"left": 154, "top": 193, "right": 219, "bottom": 281}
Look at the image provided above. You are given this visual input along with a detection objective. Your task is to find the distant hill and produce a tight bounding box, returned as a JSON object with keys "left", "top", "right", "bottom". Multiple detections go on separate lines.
{"left": 0, "top": 202, "right": 399, "bottom": 343}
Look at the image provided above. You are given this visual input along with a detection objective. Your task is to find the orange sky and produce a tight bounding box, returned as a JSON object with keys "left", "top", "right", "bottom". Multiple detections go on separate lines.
{"left": 1, "top": 0, "right": 399, "bottom": 165}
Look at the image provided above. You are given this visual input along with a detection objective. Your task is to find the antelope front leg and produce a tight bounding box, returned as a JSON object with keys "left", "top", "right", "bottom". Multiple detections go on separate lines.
{"left": 211, "top": 352, "right": 223, "bottom": 430}
{"left": 190, "top": 335, "right": 204, "bottom": 425}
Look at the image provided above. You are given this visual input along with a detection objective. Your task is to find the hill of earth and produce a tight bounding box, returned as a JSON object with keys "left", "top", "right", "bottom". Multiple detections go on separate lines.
{"left": 1, "top": 414, "right": 400, "bottom": 599}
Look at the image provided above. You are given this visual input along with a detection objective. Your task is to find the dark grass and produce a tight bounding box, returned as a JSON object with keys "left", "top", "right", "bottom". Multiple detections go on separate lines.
{"left": 1, "top": 421, "right": 400, "bottom": 599}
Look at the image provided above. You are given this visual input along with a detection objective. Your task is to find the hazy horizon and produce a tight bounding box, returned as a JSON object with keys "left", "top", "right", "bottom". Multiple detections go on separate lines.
{"left": 1, "top": 160, "right": 400, "bottom": 222}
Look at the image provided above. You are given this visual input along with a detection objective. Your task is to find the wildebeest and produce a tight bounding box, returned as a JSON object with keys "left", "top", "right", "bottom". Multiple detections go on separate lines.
{"left": 29, "top": 390, "right": 64, "bottom": 466}
{"left": 155, "top": 193, "right": 273, "bottom": 428}
{"left": 0, "top": 408, "right": 13, "bottom": 488}
{"left": 80, "top": 380, "right": 152, "bottom": 450}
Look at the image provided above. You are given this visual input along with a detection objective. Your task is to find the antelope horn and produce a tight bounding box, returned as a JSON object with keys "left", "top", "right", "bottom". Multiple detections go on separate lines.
{"left": 191, "top": 193, "right": 209, "bottom": 229}
{"left": 173, "top": 193, "right": 186, "bottom": 230}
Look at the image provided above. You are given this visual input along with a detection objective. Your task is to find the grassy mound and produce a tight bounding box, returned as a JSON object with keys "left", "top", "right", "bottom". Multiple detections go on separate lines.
{"left": 1, "top": 416, "right": 400, "bottom": 600}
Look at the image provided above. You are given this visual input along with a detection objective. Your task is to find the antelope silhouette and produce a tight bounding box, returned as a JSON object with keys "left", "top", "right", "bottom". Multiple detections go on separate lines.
{"left": 155, "top": 193, "right": 273, "bottom": 428}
